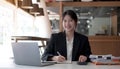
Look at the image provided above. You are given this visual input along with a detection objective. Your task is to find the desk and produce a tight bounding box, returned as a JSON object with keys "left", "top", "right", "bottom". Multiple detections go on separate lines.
{"left": 11, "top": 36, "right": 49, "bottom": 47}
{"left": 11, "top": 36, "right": 49, "bottom": 55}
{"left": 0, "top": 58, "right": 120, "bottom": 69}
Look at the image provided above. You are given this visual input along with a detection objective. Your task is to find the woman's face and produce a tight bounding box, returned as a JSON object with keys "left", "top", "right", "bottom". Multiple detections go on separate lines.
{"left": 63, "top": 15, "right": 76, "bottom": 32}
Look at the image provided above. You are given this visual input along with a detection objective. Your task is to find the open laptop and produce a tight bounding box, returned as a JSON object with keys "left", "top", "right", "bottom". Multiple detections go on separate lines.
{"left": 12, "top": 42, "right": 56, "bottom": 67}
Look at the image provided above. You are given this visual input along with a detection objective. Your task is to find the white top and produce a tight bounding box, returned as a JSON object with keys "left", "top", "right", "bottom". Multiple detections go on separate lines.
{"left": 66, "top": 37, "right": 73, "bottom": 63}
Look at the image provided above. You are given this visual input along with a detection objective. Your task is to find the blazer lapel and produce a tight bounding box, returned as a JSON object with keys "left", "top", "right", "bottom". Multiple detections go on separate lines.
{"left": 61, "top": 32, "right": 67, "bottom": 59}
{"left": 72, "top": 32, "right": 79, "bottom": 60}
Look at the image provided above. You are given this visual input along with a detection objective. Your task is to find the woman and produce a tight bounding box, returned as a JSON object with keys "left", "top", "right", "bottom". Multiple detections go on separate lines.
{"left": 42, "top": 10, "right": 92, "bottom": 62}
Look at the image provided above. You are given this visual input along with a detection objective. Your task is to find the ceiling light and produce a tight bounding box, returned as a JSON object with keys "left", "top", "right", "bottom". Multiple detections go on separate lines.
{"left": 88, "top": 12, "right": 91, "bottom": 15}
{"left": 89, "top": 16, "right": 94, "bottom": 20}
{"left": 86, "top": 20, "right": 90, "bottom": 23}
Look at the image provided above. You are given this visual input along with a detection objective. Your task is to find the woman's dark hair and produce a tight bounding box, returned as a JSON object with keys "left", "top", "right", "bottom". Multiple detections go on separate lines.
{"left": 62, "top": 10, "right": 78, "bottom": 24}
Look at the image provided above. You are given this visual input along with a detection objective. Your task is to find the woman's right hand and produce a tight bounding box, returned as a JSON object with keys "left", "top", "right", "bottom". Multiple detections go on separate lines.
{"left": 52, "top": 56, "right": 66, "bottom": 62}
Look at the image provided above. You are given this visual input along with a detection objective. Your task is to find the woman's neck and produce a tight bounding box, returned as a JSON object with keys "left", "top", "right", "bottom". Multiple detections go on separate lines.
{"left": 66, "top": 31, "right": 74, "bottom": 41}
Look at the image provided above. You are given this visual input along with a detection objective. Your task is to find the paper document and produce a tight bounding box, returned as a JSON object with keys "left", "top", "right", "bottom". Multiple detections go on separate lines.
{"left": 89, "top": 54, "right": 112, "bottom": 59}
{"left": 57, "top": 61, "right": 72, "bottom": 64}
{"left": 89, "top": 54, "right": 120, "bottom": 65}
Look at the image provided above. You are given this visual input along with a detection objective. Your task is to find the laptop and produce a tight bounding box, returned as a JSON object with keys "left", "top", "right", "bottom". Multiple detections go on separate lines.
{"left": 12, "top": 42, "right": 56, "bottom": 67}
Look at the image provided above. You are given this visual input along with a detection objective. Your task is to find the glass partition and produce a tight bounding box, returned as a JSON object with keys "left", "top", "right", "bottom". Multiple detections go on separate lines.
{"left": 47, "top": 6, "right": 120, "bottom": 36}
{"left": 47, "top": 7, "right": 60, "bottom": 33}
{"left": 64, "top": 7, "right": 120, "bottom": 36}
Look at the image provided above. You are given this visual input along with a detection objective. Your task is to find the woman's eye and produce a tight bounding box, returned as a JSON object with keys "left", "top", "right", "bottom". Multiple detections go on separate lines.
{"left": 70, "top": 20, "right": 73, "bottom": 22}
{"left": 64, "top": 20, "right": 67, "bottom": 23}
{"left": 63, "top": 19, "right": 73, "bottom": 23}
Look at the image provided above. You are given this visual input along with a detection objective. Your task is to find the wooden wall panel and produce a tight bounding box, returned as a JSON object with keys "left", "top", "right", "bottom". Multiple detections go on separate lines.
{"left": 89, "top": 36, "right": 120, "bottom": 56}
{"left": 6, "top": 0, "right": 15, "bottom": 5}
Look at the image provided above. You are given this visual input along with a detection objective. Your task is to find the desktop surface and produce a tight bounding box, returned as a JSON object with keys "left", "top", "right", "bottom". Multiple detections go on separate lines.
{"left": 0, "top": 58, "right": 120, "bottom": 69}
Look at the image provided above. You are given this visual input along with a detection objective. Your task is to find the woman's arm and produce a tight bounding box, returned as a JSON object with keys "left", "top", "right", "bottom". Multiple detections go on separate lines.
{"left": 41, "top": 34, "right": 55, "bottom": 61}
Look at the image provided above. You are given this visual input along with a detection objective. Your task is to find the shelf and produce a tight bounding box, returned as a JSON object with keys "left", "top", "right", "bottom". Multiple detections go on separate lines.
{"left": 46, "top": 2, "right": 60, "bottom": 7}
{"left": 46, "top": 1, "right": 120, "bottom": 7}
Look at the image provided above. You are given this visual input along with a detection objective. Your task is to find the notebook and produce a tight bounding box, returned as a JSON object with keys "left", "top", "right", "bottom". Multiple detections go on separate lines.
{"left": 12, "top": 42, "right": 56, "bottom": 67}
{"left": 91, "top": 59, "right": 120, "bottom": 65}
{"left": 90, "top": 55, "right": 120, "bottom": 65}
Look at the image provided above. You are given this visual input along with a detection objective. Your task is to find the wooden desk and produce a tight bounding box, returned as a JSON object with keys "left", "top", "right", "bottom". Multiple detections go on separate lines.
{"left": 0, "top": 58, "right": 120, "bottom": 69}
{"left": 11, "top": 36, "right": 49, "bottom": 47}
{"left": 11, "top": 36, "right": 49, "bottom": 55}
{"left": 11, "top": 36, "right": 120, "bottom": 56}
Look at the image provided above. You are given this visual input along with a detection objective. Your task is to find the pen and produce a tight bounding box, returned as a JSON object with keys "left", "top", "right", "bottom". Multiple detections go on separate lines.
{"left": 57, "top": 51, "right": 61, "bottom": 56}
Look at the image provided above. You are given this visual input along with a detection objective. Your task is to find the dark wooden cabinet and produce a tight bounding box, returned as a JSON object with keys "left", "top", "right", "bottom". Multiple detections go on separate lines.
{"left": 89, "top": 36, "right": 120, "bottom": 56}
{"left": 73, "top": 0, "right": 119, "bottom": 1}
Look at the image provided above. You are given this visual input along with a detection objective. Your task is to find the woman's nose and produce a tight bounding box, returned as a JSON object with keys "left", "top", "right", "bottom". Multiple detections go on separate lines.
{"left": 66, "top": 21, "right": 70, "bottom": 25}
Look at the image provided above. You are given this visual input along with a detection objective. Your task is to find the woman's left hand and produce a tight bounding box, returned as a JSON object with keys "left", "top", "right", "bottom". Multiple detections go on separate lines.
{"left": 78, "top": 55, "right": 87, "bottom": 62}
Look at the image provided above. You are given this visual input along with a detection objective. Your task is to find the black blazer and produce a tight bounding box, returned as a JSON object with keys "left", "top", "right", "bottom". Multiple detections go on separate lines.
{"left": 42, "top": 32, "right": 92, "bottom": 62}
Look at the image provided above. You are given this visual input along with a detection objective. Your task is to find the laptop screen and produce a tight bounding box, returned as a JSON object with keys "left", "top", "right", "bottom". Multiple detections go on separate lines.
{"left": 12, "top": 42, "right": 42, "bottom": 66}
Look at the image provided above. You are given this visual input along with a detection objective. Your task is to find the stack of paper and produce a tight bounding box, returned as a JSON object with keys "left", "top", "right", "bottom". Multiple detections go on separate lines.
{"left": 89, "top": 55, "right": 120, "bottom": 65}
{"left": 89, "top": 54, "right": 112, "bottom": 59}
